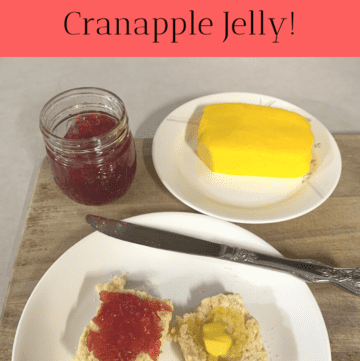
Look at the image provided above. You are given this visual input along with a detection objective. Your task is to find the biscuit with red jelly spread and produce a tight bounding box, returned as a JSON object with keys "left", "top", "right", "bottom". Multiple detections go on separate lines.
{"left": 72, "top": 274, "right": 173, "bottom": 361}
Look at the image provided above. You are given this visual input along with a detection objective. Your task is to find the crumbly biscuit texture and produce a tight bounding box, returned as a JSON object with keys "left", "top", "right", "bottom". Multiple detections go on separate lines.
{"left": 169, "top": 293, "right": 267, "bottom": 361}
{"left": 72, "top": 274, "right": 173, "bottom": 361}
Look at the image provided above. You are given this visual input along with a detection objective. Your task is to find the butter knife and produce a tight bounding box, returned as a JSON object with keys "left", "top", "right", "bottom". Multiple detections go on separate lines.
{"left": 86, "top": 215, "right": 360, "bottom": 297}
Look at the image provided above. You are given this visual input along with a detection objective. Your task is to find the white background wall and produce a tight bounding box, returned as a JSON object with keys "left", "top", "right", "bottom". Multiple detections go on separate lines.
{"left": 1, "top": 57, "right": 359, "bottom": 315}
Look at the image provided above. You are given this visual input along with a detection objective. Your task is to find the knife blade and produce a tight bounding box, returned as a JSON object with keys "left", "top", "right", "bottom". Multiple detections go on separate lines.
{"left": 86, "top": 215, "right": 360, "bottom": 296}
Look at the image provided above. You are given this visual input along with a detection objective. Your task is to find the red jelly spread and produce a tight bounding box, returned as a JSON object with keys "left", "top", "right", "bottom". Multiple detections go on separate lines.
{"left": 46, "top": 112, "right": 136, "bottom": 205}
{"left": 87, "top": 292, "right": 172, "bottom": 361}
{"left": 64, "top": 113, "right": 117, "bottom": 140}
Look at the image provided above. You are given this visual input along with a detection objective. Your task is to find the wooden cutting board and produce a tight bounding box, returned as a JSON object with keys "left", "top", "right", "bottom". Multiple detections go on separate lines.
{"left": 1, "top": 135, "right": 360, "bottom": 361}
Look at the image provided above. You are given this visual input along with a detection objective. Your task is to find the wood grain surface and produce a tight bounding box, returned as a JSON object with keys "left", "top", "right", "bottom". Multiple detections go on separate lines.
{"left": 1, "top": 136, "right": 360, "bottom": 361}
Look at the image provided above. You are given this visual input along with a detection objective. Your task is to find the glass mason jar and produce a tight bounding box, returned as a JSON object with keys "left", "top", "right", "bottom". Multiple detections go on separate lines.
{"left": 40, "top": 87, "right": 137, "bottom": 205}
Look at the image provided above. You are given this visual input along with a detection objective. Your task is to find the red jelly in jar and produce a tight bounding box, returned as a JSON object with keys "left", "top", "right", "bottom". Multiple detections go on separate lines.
{"left": 40, "top": 88, "right": 136, "bottom": 205}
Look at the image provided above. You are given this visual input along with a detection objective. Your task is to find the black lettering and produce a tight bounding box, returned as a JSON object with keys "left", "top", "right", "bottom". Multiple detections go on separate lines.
{"left": 260, "top": 10, "right": 265, "bottom": 35}
{"left": 232, "top": 18, "right": 246, "bottom": 35}
{"left": 64, "top": 12, "right": 80, "bottom": 35}
{"left": 269, "top": 18, "right": 286, "bottom": 43}
{"left": 84, "top": 18, "right": 95, "bottom": 35}
{"left": 116, "top": 18, "right": 131, "bottom": 35}
{"left": 134, "top": 18, "right": 148, "bottom": 35}
{"left": 153, "top": 18, "right": 168, "bottom": 43}
{"left": 97, "top": 18, "right": 111, "bottom": 35}
{"left": 190, "top": 10, "right": 195, "bottom": 35}
{"left": 199, "top": 18, "right": 212, "bottom": 35}
{"left": 223, "top": 11, "right": 229, "bottom": 42}
{"left": 172, "top": 18, "right": 186, "bottom": 43}
{"left": 250, "top": 10, "right": 254, "bottom": 35}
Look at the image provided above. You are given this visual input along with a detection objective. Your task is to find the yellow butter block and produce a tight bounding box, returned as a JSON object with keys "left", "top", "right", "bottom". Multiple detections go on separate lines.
{"left": 197, "top": 103, "right": 314, "bottom": 178}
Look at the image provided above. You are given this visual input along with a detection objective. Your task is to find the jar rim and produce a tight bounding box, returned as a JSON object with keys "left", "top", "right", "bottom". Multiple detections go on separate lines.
{"left": 39, "top": 87, "right": 127, "bottom": 144}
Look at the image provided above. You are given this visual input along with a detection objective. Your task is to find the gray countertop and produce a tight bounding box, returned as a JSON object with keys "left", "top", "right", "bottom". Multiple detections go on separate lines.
{"left": 1, "top": 57, "right": 359, "bottom": 316}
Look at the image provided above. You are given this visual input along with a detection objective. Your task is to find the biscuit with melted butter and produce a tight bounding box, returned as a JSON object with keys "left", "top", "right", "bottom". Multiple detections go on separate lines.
{"left": 169, "top": 293, "right": 267, "bottom": 361}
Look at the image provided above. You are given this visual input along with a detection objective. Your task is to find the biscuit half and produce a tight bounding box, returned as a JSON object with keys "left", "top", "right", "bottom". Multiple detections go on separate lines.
{"left": 72, "top": 274, "right": 173, "bottom": 361}
{"left": 169, "top": 293, "right": 267, "bottom": 361}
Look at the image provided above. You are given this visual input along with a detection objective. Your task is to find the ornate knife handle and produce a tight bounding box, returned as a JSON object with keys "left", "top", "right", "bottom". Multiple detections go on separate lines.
{"left": 221, "top": 247, "right": 360, "bottom": 297}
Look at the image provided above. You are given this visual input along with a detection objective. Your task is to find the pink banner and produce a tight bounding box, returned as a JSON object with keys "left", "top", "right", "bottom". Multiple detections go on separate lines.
{"left": 2, "top": 0, "right": 359, "bottom": 56}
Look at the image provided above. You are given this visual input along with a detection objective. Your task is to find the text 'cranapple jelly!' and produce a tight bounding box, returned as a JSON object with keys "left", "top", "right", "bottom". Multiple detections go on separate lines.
{"left": 40, "top": 88, "right": 136, "bottom": 205}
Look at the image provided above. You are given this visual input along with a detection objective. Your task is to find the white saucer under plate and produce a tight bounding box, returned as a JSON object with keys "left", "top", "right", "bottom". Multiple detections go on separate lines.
{"left": 12, "top": 212, "right": 331, "bottom": 361}
{"left": 152, "top": 92, "right": 341, "bottom": 223}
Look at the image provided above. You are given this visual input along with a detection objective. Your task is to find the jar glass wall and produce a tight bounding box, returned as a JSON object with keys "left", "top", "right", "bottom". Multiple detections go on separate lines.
{"left": 40, "top": 87, "right": 137, "bottom": 205}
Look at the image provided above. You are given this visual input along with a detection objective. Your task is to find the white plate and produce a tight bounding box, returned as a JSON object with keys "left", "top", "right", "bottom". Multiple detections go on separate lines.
{"left": 152, "top": 93, "right": 342, "bottom": 223}
{"left": 12, "top": 212, "right": 331, "bottom": 361}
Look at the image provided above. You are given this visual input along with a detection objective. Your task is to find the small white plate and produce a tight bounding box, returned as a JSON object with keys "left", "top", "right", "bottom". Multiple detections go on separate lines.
{"left": 12, "top": 212, "right": 331, "bottom": 361}
{"left": 152, "top": 93, "right": 341, "bottom": 223}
